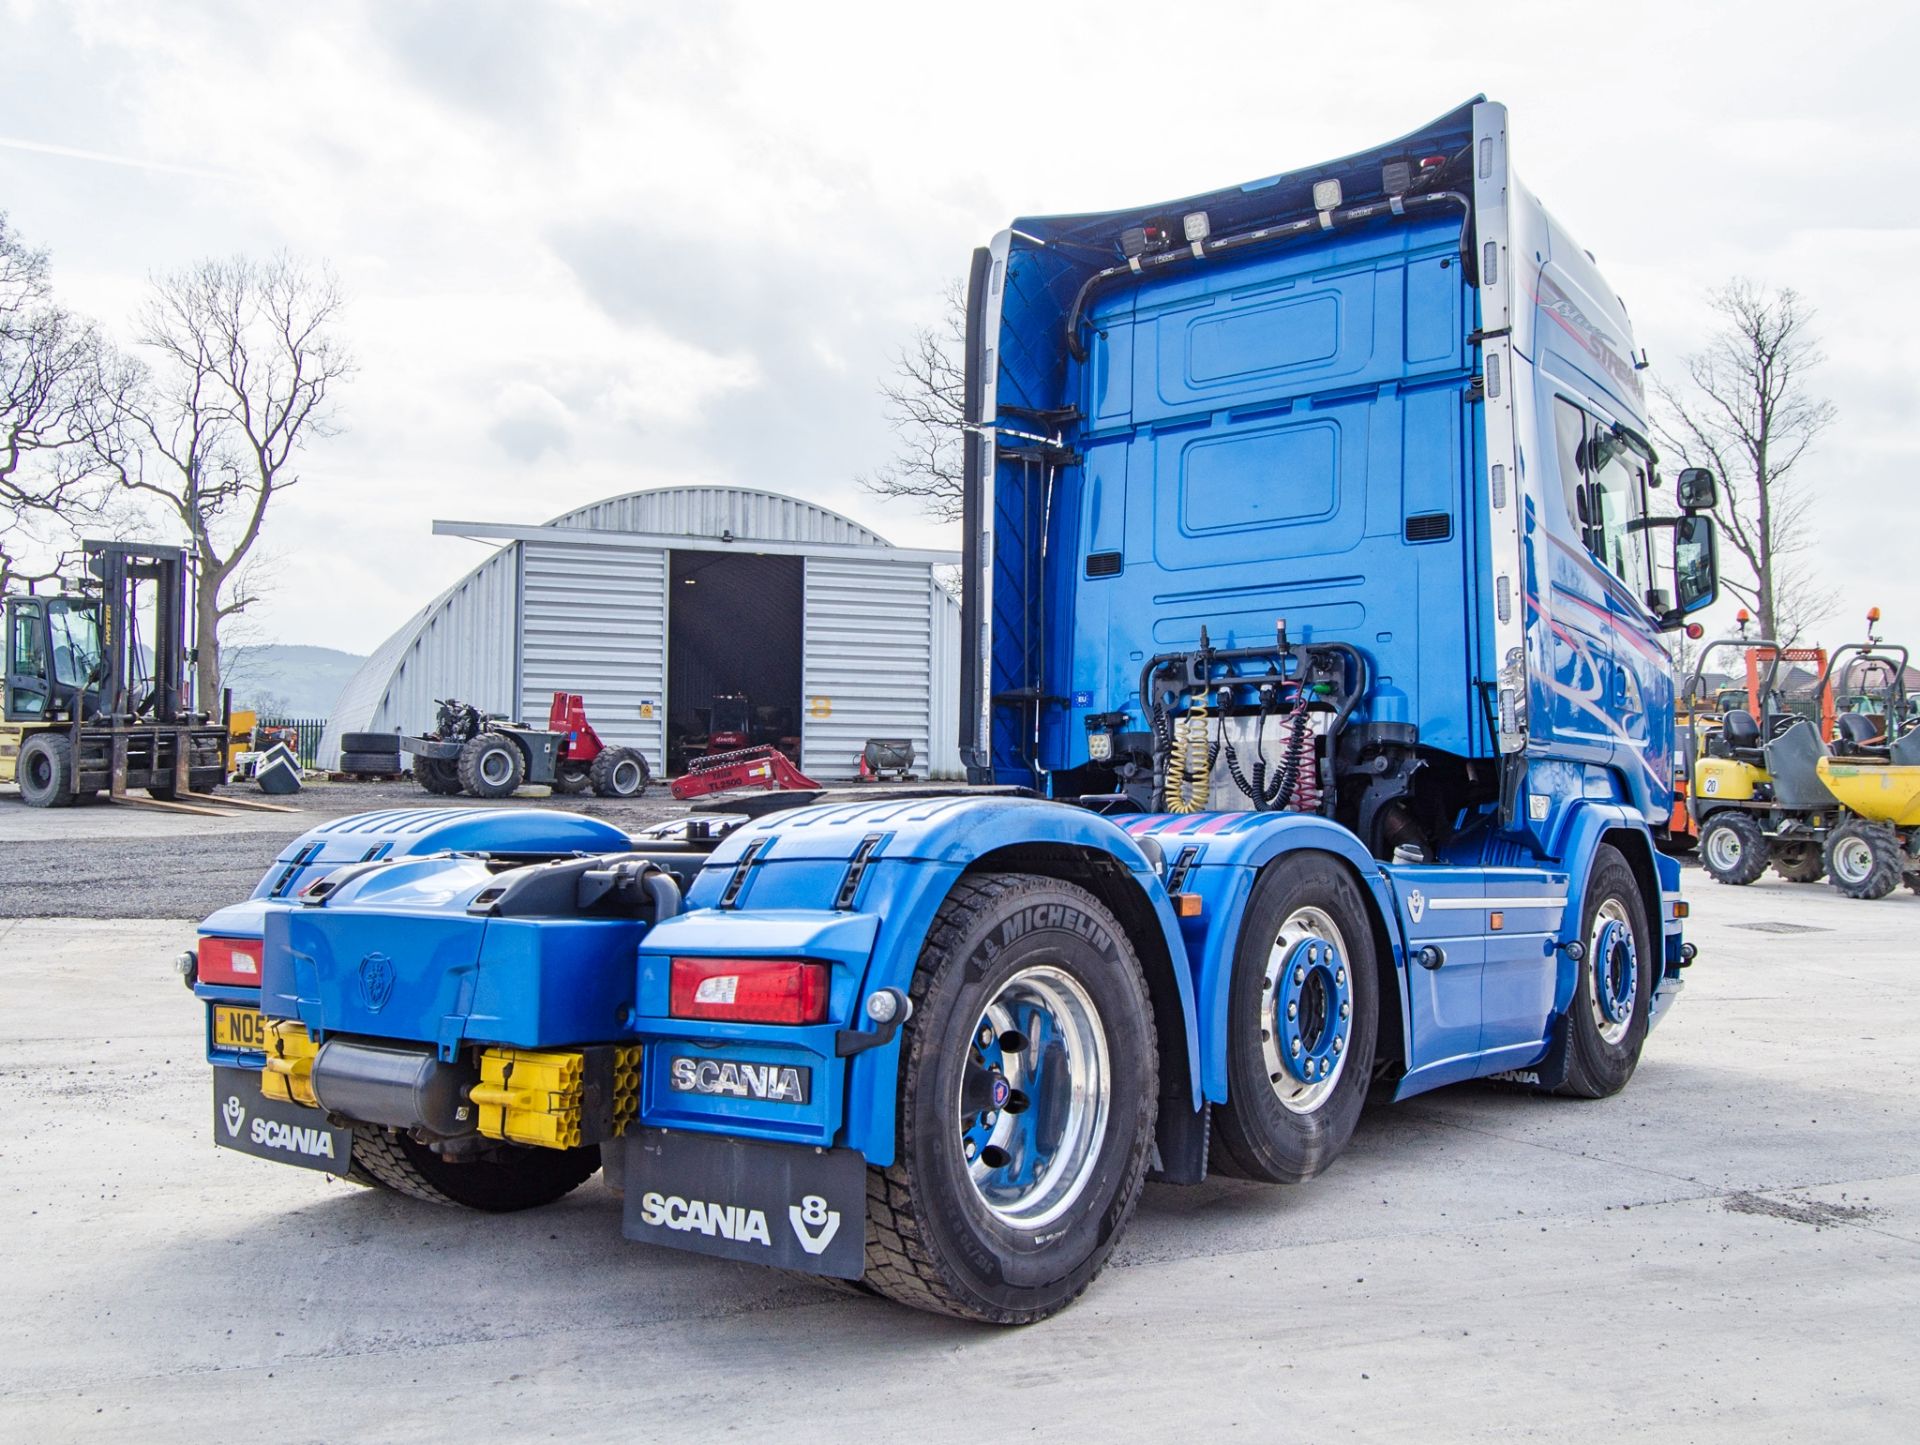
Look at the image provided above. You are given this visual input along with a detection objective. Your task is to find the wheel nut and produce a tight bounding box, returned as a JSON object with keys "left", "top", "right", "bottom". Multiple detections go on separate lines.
{"left": 1294, "top": 965, "right": 1305, "bottom": 985}
{"left": 965, "top": 1139, "right": 977, "bottom": 1159}
{"left": 1336, "top": 968, "right": 1347, "bottom": 986}
{"left": 1287, "top": 1002, "right": 1298, "bottom": 1020}
{"left": 1290, "top": 1037, "right": 1301, "bottom": 1056}
{"left": 1340, "top": 1002, "right": 1349, "bottom": 1019}
{"left": 1333, "top": 1037, "right": 1343, "bottom": 1053}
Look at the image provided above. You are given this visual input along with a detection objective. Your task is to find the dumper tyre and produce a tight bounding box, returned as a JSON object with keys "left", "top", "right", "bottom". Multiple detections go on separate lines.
{"left": 457, "top": 732, "right": 525, "bottom": 798}
{"left": 863, "top": 872, "right": 1158, "bottom": 1324}
{"left": 348, "top": 1127, "right": 600, "bottom": 1211}
{"left": 589, "top": 747, "right": 650, "bottom": 798}
{"left": 552, "top": 760, "right": 592, "bottom": 794}
{"left": 1823, "top": 820, "right": 1902, "bottom": 900}
{"left": 1769, "top": 841, "right": 1824, "bottom": 883}
{"left": 341, "top": 731, "right": 399, "bottom": 754}
{"left": 1553, "top": 844, "right": 1651, "bottom": 1099}
{"left": 1698, "top": 810, "right": 1767, "bottom": 885}
{"left": 415, "top": 756, "right": 463, "bottom": 795}
{"left": 340, "top": 750, "right": 402, "bottom": 774}
{"left": 17, "top": 733, "right": 75, "bottom": 807}
{"left": 1210, "top": 854, "right": 1378, "bottom": 1185}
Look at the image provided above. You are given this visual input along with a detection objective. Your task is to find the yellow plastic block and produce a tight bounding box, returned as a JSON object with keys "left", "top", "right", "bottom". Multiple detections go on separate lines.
{"left": 471, "top": 1044, "right": 643, "bottom": 1150}
{"left": 261, "top": 1020, "right": 321, "bottom": 1108}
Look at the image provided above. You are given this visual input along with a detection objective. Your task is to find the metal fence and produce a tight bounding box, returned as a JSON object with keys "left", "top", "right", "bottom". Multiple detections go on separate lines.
{"left": 254, "top": 717, "right": 328, "bottom": 768}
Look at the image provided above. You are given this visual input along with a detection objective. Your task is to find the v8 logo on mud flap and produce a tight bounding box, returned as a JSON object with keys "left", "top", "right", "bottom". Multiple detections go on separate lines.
{"left": 222, "top": 1094, "right": 247, "bottom": 1138}
{"left": 788, "top": 1194, "right": 841, "bottom": 1255}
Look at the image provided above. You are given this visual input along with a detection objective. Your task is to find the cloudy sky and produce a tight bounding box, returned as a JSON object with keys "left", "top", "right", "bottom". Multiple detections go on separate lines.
{"left": 5, "top": 0, "right": 1916, "bottom": 657}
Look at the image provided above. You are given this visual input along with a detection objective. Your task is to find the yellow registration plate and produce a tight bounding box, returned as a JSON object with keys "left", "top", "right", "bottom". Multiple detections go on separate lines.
{"left": 212, "top": 1004, "right": 269, "bottom": 1054}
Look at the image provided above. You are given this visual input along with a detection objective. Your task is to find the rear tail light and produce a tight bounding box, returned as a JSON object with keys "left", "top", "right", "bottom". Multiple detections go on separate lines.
{"left": 670, "top": 957, "right": 828, "bottom": 1025}
{"left": 198, "top": 936, "right": 263, "bottom": 987}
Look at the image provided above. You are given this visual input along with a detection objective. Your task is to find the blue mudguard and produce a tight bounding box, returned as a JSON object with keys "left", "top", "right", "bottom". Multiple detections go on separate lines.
{"left": 1115, "top": 812, "right": 1408, "bottom": 1105}
{"left": 635, "top": 794, "right": 1205, "bottom": 1167}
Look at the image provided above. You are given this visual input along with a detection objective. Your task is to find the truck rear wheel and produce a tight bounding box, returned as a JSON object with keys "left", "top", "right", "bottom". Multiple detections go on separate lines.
{"left": 589, "top": 747, "right": 649, "bottom": 798}
{"left": 457, "top": 733, "right": 525, "bottom": 798}
{"left": 1553, "top": 844, "right": 1651, "bottom": 1099}
{"left": 1699, "top": 811, "right": 1767, "bottom": 885}
{"left": 1824, "top": 820, "right": 1903, "bottom": 900}
{"left": 349, "top": 1128, "right": 600, "bottom": 1211}
{"left": 863, "top": 873, "right": 1158, "bottom": 1324}
{"left": 17, "top": 734, "right": 76, "bottom": 807}
{"left": 1211, "top": 854, "right": 1378, "bottom": 1184}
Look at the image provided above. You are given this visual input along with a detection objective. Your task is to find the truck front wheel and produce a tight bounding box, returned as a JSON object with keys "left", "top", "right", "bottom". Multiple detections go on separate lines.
{"left": 863, "top": 873, "right": 1158, "bottom": 1324}
{"left": 1211, "top": 855, "right": 1379, "bottom": 1184}
{"left": 1553, "top": 844, "right": 1651, "bottom": 1099}
{"left": 349, "top": 1128, "right": 600, "bottom": 1211}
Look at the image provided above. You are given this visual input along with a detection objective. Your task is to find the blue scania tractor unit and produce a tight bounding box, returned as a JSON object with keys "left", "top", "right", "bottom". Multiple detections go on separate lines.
{"left": 189, "top": 98, "right": 1719, "bottom": 1324}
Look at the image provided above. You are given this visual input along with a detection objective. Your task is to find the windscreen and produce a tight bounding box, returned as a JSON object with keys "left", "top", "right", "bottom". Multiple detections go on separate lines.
{"left": 47, "top": 599, "right": 102, "bottom": 688}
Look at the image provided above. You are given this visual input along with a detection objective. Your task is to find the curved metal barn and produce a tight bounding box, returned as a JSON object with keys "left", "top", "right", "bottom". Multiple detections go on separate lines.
{"left": 321, "top": 486, "right": 961, "bottom": 780}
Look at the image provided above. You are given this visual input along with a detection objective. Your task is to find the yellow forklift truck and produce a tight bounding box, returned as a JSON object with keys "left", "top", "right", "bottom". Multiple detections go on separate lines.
{"left": 2, "top": 541, "right": 231, "bottom": 808}
{"left": 1692, "top": 610, "right": 1920, "bottom": 898}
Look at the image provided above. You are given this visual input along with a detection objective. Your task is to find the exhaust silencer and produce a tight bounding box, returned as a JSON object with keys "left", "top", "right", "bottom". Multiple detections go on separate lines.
{"left": 310, "top": 1039, "right": 479, "bottom": 1137}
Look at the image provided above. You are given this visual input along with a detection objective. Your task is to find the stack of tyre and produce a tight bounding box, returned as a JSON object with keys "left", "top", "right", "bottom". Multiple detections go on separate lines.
{"left": 338, "top": 732, "right": 404, "bottom": 778}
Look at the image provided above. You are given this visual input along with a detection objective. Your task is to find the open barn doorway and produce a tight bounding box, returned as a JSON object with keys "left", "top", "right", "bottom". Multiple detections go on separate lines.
{"left": 665, "top": 550, "right": 804, "bottom": 774}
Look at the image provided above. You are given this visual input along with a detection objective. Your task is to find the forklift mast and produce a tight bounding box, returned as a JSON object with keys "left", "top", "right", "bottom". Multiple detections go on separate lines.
{"left": 82, "top": 539, "right": 197, "bottom": 724}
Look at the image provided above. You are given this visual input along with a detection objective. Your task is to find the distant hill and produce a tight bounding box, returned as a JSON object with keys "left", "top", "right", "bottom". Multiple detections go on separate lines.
{"left": 222, "top": 644, "right": 366, "bottom": 718}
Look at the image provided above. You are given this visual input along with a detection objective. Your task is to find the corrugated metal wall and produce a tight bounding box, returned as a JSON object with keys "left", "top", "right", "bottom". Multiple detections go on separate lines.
{"left": 327, "top": 488, "right": 961, "bottom": 781}
{"left": 553, "top": 488, "right": 885, "bottom": 546}
{"left": 802, "top": 556, "right": 935, "bottom": 781}
{"left": 317, "top": 546, "right": 519, "bottom": 767}
{"left": 519, "top": 538, "right": 668, "bottom": 766}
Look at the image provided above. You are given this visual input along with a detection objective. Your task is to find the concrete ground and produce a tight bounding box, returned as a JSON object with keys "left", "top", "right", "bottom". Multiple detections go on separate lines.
{"left": 0, "top": 778, "right": 708, "bottom": 918}
{"left": 2, "top": 871, "right": 1916, "bottom": 1441}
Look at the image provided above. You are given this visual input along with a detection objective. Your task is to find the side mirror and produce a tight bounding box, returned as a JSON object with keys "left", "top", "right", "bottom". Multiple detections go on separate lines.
{"left": 1676, "top": 467, "right": 1718, "bottom": 512}
{"left": 1661, "top": 513, "right": 1718, "bottom": 628}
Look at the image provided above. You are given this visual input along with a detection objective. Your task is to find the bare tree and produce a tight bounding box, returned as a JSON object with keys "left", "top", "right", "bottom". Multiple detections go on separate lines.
{"left": 860, "top": 279, "right": 968, "bottom": 523}
{"left": 1654, "top": 280, "right": 1835, "bottom": 642}
{"left": 87, "top": 255, "right": 351, "bottom": 707}
{"left": 0, "top": 213, "right": 112, "bottom": 594}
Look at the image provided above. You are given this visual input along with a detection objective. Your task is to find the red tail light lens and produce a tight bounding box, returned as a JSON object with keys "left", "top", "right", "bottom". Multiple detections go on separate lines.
{"left": 199, "top": 936, "right": 263, "bottom": 987}
{"left": 670, "top": 957, "right": 828, "bottom": 1025}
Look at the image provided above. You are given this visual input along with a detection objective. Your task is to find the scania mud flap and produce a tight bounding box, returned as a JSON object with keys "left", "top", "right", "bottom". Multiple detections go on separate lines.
{"left": 212, "top": 1065, "right": 353, "bottom": 1173}
{"left": 622, "top": 1127, "right": 867, "bottom": 1279}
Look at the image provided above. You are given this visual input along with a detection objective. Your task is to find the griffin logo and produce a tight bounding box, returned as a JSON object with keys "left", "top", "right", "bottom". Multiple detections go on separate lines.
{"left": 358, "top": 952, "right": 396, "bottom": 1012}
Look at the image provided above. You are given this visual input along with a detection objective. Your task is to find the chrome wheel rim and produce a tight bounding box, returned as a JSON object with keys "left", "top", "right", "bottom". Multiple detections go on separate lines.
{"left": 1833, "top": 835, "right": 1873, "bottom": 885}
{"left": 1704, "top": 826, "right": 1743, "bottom": 874}
{"left": 1587, "top": 898, "right": 1638, "bottom": 1046}
{"left": 479, "top": 748, "right": 514, "bottom": 787}
{"left": 1260, "top": 906, "right": 1353, "bottom": 1114}
{"left": 957, "top": 965, "right": 1110, "bottom": 1230}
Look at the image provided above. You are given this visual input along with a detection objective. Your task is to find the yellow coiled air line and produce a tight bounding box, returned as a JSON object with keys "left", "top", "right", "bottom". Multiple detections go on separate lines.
{"left": 1164, "top": 690, "right": 1218, "bottom": 813}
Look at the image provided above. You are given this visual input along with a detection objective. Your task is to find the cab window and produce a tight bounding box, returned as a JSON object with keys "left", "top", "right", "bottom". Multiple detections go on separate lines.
{"left": 1555, "top": 398, "right": 1653, "bottom": 605}
{"left": 10, "top": 601, "right": 46, "bottom": 678}
{"left": 47, "top": 600, "right": 102, "bottom": 689}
